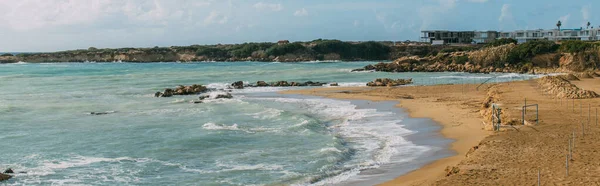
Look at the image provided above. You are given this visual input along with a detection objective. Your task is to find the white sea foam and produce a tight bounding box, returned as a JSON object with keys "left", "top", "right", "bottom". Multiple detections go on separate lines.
{"left": 334, "top": 82, "right": 367, "bottom": 87}
{"left": 246, "top": 107, "right": 284, "bottom": 119}
{"left": 216, "top": 161, "right": 284, "bottom": 172}
{"left": 202, "top": 122, "right": 241, "bottom": 131}
{"left": 249, "top": 97, "right": 430, "bottom": 185}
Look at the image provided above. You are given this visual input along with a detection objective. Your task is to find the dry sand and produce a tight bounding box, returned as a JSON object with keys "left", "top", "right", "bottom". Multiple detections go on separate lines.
{"left": 282, "top": 77, "right": 600, "bottom": 185}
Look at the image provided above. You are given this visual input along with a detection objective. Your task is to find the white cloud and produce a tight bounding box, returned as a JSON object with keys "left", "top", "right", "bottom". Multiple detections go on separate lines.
{"left": 418, "top": 0, "right": 458, "bottom": 30}
{"left": 0, "top": 0, "right": 219, "bottom": 31}
{"left": 204, "top": 11, "right": 228, "bottom": 25}
{"left": 294, "top": 8, "right": 308, "bottom": 17}
{"left": 559, "top": 14, "right": 571, "bottom": 27}
{"left": 581, "top": 5, "right": 590, "bottom": 21}
{"left": 253, "top": 2, "right": 283, "bottom": 12}
{"left": 499, "top": 4, "right": 512, "bottom": 22}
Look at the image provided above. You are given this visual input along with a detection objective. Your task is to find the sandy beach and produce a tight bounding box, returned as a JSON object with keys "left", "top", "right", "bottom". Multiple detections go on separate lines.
{"left": 283, "top": 76, "right": 600, "bottom": 185}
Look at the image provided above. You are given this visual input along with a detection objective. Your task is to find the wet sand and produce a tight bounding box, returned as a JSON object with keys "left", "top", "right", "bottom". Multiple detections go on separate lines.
{"left": 283, "top": 77, "right": 600, "bottom": 185}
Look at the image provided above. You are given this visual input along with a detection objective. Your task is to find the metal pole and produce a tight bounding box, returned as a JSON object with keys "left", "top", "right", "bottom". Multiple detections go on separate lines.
{"left": 569, "top": 138, "right": 572, "bottom": 159}
{"left": 566, "top": 154, "right": 569, "bottom": 176}
{"left": 522, "top": 106, "right": 526, "bottom": 125}
{"left": 525, "top": 98, "right": 527, "bottom": 115}
{"left": 537, "top": 169, "right": 540, "bottom": 186}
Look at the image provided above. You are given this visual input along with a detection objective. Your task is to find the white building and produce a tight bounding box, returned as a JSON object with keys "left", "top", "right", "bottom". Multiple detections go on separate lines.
{"left": 422, "top": 28, "right": 600, "bottom": 44}
{"left": 497, "top": 28, "right": 600, "bottom": 43}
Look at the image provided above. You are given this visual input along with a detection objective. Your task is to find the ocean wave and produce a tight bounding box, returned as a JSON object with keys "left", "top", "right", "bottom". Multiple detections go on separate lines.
{"left": 248, "top": 96, "right": 430, "bottom": 185}
{"left": 246, "top": 108, "right": 284, "bottom": 119}
{"left": 202, "top": 122, "right": 241, "bottom": 131}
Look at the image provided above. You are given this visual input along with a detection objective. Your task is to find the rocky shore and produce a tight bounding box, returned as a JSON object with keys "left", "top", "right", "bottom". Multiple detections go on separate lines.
{"left": 154, "top": 84, "right": 209, "bottom": 97}
{"left": 229, "top": 81, "right": 328, "bottom": 89}
{"left": 366, "top": 78, "right": 413, "bottom": 86}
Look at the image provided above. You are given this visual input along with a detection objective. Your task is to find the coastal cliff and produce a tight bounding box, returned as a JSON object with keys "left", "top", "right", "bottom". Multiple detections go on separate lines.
{"left": 354, "top": 40, "right": 600, "bottom": 73}
{"left": 0, "top": 40, "right": 478, "bottom": 63}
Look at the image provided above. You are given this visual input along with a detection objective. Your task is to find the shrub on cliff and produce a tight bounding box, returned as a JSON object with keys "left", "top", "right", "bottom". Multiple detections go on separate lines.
{"left": 559, "top": 40, "right": 597, "bottom": 53}
{"left": 486, "top": 38, "right": 518, "bottom": 47}
{"left": 265, "top": 43, "right": 307, "bottom": 56}
{"left": 439, "top": 46, "right": 476, "bottom": 53}
{"left": 0, "top": 53, "right": 13, "bottom": 57}
{"left": 311, "top": 40, "right": 390, "bottom": 60}
{"left": 196, "top": 47, "right": 229, "bottom": 58}
{"left": 230, "top": 43, "right": 274, "bottom": 58}
{"left": 506, "top": 40, "right": 559, "bottom": 64}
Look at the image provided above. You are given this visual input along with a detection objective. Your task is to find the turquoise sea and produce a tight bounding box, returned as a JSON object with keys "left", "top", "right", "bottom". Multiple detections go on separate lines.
{"left": 0, "top": 62, "right": 542, "bottom": 185}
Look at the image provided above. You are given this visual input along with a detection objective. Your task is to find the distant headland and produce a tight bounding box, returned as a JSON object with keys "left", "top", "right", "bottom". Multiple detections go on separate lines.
{"left": 1, "top": 38, "right": 599, "bottom": 74}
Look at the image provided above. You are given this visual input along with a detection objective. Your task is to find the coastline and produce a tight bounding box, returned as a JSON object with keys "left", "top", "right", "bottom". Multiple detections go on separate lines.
{"left": 281, "top": 84, "right": 491, "bottom": 185}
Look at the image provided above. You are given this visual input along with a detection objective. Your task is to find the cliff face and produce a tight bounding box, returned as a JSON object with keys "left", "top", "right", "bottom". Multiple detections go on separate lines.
{"left": 355, "top": 43, "right": 600, "bottom": 73}
{"left": 559, "top": 49, "right": 600, "bottom": 72}
{"left": 469, "top": 44, "right": 515, "bottom": 67}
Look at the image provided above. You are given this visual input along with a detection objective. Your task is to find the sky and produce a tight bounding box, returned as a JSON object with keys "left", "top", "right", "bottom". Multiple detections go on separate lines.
{"left": 0, "top": 0, "right": 598, "bottom": 52}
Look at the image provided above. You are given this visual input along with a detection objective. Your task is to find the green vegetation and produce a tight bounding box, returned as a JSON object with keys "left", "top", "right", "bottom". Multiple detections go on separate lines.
{"left": 229, "top": 43, "right": 274, "bottom": 58}
{"left": 0, "top": 53, "right": 14, "bottom": 57}
{"left": 453, "top": 55, "right": 469, "bottom": 64}
{"left": 439, "top": 46, "right": 477, "bottom": 53}
{"left": 486, "top": 38, "right": 517, "bottom": 47}
{"left": 196, "top": 47, "right": 228, "bottom": 58}
{"left": 506, "top": 40, "right": 559, "bottom": 64}
{"left": 265, "top": 43, "right": 307, "bottom": 56}
{"left": 559, "top": 40, "right": 598, "bottom": 53}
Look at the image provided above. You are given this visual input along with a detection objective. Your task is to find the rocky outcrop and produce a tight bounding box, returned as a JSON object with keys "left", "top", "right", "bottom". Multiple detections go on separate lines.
{"left": 0, "top": 173, "right": 11, "bottom": 182}
{"left": 559, "top": 74, "right": 580, "bottom": 81}
{"left": 3, "top": 169, "right": 13, "bottom": 174}
{"left": 155, "top": 84, "right": 208, "bottom": 97}
{"left": 241, "top": 81, "right": 327, "bottom": 88}
{"left": 469, "top": 44, "right": 516, "bottom": 67}
{"left": 329, "top": 83, "right": 339, "bottom": 86}
{"left": 231, "top": 81, "right": 244, "bottom": 89}
{"left": 573, "top": 72, "right": 595, "bottom": 79}
{"left": 215, "top": 93, "right": 233, "bottom": 99}
{"left": 366, "top": 78, "right": 413, "bottom": 87}
{"left": 537, "top": 76, "right": 599, "bottom": 99}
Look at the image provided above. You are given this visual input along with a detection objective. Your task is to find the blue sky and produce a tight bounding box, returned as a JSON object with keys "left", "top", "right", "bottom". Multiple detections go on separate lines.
{"left": 0, "top": 0, "right": 598, "bottom": 52}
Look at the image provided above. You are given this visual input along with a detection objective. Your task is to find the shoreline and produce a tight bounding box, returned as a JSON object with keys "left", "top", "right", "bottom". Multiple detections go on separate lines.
{"left": 281, "top": 84, "right": 491, "bottom": 185}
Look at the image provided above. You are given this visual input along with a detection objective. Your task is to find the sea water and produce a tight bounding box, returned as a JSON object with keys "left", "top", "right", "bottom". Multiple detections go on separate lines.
{"left": 0, "top": 62, "right": 542, "bottom": 185}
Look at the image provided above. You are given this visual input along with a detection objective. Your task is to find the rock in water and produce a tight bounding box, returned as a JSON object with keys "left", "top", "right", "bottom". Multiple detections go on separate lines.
{"left": 256, "top": 81, "right": 269, "bottom": 87}
{"left": 155, "top": 84, "right": 208, "bottom": 97}
{"left": 215, "top": 93, "right": 233, "bottom": 99}
{"left": 3, "top": 168, "right": 13, "bottom": 174}
{"left": 231, "top": 81, "right": 244, "bottom": 89}
{"left": 0, "top": 173, "right": 11, "bottom": 181}
{"left": 198, "top": 95, "right": 210, "bottom": 100}
{"left": 330, "top": 83, "right": 339, "bottom": 86}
